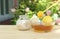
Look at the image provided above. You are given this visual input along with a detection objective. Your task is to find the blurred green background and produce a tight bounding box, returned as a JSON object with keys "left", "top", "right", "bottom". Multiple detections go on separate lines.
{"left": 11, "top": 0, "right": 60, "bottom": 25}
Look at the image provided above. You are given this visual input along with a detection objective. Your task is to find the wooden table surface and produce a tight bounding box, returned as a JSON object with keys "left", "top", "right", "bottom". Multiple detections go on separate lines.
{"left": 0, "top": 25, "right": 60, "bottom": 39}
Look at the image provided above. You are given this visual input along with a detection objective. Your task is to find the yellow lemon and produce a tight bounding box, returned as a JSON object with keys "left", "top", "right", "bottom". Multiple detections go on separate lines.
{"left": 37, "top": 11, "right": 44, "bottom": 18}
{"left": 42, "top": 16, "right": 53, "bottom": 26}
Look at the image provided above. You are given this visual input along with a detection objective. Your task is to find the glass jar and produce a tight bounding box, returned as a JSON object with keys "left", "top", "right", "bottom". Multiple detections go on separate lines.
{"left": 16, "top": 15, "right": 31, "bottom": 31}
{"left": 32, "top": 22, "right": 53, "bottom": 32}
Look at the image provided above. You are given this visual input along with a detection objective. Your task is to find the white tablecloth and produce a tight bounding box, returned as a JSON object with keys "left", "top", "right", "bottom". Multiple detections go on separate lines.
{"left": 0, "top": 25, "right": 60, "bottom": 39}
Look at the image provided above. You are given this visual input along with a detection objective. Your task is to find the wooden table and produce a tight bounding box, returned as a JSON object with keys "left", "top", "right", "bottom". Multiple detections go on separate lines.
{"left": 0, "top": 25, "right": 60, "bottom": 39}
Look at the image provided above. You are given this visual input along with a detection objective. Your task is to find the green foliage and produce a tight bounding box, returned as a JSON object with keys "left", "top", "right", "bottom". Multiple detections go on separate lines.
{"left": 27, "top": 11, "right": 34, "bottom": 19}
{"left": 17, "top": 0, "right": 59, "bottom": 18}
{"left": 50, "top": 5, "right": 58, "bottom": 15}
{"left": 12, "top": 0, "right": 59, "bottom": 24}
{"left": 35, "top": 0, "right": 48, "bottom": 12}
{"left": 17, "top": 0, "right": 58, "bottom": 15}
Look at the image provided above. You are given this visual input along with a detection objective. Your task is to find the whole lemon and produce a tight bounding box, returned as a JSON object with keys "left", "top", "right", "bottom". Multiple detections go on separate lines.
{"left": 37, "top": 11, "right": 44, "bottom": 18}
{"left": 42, "top": 16, "right": 53, "bottom": 26}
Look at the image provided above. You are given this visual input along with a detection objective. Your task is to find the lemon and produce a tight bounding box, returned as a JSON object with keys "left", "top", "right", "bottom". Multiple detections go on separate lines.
{"left": 37, "top": 11, "right": 44, "bottom": 18}
{"left": 42, "top": 16, "right": 53, "bottom": 26}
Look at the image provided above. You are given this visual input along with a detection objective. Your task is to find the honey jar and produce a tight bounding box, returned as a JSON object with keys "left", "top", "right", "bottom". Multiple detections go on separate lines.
{"left": 32, "top": 24, "right": 52, "bottom": 32}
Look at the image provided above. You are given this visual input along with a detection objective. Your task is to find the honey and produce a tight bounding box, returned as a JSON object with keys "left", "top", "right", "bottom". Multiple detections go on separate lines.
{"left": 32, "top": 25, "right": 52, "bottom": 32}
